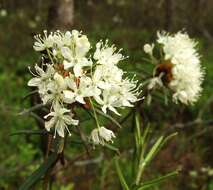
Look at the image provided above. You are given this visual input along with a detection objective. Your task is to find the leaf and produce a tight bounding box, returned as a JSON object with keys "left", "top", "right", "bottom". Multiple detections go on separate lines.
{"left": 10, "top": 129, "right": 47, "bottom": 136}
{"left": 18, "top": 104, "right": 44, "bottom": 116}
{"left": 143, "top": 136, "right": 164, "bottom": 167}
{"left": 30, "top": 112, "right": 44, "bottom": 125}
{"left": 137, "top": 170, "right": 179, "bottom": 190}
{"left": 95, "top": 108, "right": 122, "bottom": 128}
{"left": 135, "top": 113, "right": 141, "bottom": 151}
{"left": 120, "top": 110, "right": 133, "bottom": 124}
{"left": 160, "top": 132, "right": 178, "bottom": 148}
{"left": 114, "top": 157, "right": 130, "bottom": 190}
{"left": 141, "top": 124, "right": 150, "bottom": 150}
{"left": 22, "top": 90, "right": 38, "bottom": 100}
{"left": 104, "top": 143, "right": 120, "bottom": 155}
{"left": 19, "top": 153, "right": 58, "bottom": 190}
{"left": 144, "top": 132, "right": 177, "bottom": 165}
{"left": 135, "top": 134, "right": 163, "bottom": 185}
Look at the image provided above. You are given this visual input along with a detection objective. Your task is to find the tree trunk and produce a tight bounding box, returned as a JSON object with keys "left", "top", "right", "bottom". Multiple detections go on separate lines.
{"left": 32, "top": 0, "right": 75, "bottom": 155}
{"left": 48, "top": 0, "right": 74, "bottom": 30}
{"left": 164, "top": 0, "right": 173, "bottom": 31}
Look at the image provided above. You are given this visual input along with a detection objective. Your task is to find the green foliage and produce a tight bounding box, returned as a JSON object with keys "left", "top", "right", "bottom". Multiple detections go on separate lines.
{"left": 19, "top": 153, "right": 58, "bottom": 190}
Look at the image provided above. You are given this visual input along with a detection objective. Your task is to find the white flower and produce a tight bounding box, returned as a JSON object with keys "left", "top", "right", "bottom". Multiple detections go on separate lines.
{"left": 62, "top": 51, "right": 92, "bottom": 77}
{"left": 33, "top": 30, "right": 91, "bottom": 77}
{"left": 144, "top": 43, "right": 154, "bottom": 55}
{"left": 169, "top": 62, "right": 204, "bottom": 104}
{"left": 63, "top": 75, "right": 95, "bottom": 104}
{"left": 155, "top": 31, "right": 204, "bottom": 105}
{"left": 94, "top": 89, "right": 121, "bottom": 115}
{"left": 72, "top": 30, "right": 91, "bottom": 57}
{"left": 118, "top": 77, "right": 141, "bottom": 107}
{"left": 33, "top": 30, "right": 55, "bottom": 51}
{"left": 92, "top": 65, "right": 123, "bottom": 89}
{"left": 42, "top": 73, "right": 67, "bottom": 105}
{"left": 157, "top": 31, "right": 199, "bottom": 65}
{"left": 94, "top": 77, "right": 140, "bottom": 116}
{"left": 46, "top": 30, "right": 67, "bottom": 49}
{"left": 90, "top": 126, "right": 115, "bottom": 145}
{"left": 60, "top": 30, "right": 91, "bottom": 77}
{"left": 92, "top": 41, "right": 141, "bottom": 115}
{"left": 60, "top": 31, "right": 72, "bottom": 47}
{"left": 94, "top": 41, "right": 124, "bottom": 66}
{"left": 48, "top": 30, "right": 72, "bottom": 49}
{"left": 28, "top": 64, "right": 55, "bottom": 95}
{"left": 44, "top": 103, "right": 79, "bottom": 138}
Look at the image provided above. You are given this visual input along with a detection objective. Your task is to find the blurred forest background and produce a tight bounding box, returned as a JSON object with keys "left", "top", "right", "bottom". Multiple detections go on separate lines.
{"left": 0, "top": 0, "right": 213, "bottom": 189}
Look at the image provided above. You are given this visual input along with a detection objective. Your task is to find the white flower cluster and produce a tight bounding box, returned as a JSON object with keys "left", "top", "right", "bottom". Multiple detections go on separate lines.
{"left": 28, "top": 30, "right": 141, "bottom": 143}
{"left": 144, "top": 31, "right": 204, "bottom": 105}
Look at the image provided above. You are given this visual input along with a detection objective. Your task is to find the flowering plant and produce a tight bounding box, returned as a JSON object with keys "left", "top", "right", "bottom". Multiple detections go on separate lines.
{"left": 18, "top": 30, "right": 205, "bottom": 190}
{"left": 28, "top": 30, "right": 141, "bottom": 143}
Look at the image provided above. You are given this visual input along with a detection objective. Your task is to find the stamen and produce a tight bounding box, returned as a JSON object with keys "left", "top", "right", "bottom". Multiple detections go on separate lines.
{"left": 53, "top": 126, "right": 57, "bottom": 138}
{"left": 65, "top": 125, "right": 72, "bottom": 137}
{"left": 28, "top": 66, "right": 37, "bottom": 77}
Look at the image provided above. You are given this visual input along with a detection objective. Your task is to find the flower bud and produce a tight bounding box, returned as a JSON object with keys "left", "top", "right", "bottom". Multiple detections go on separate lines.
{"left": 143, "top": 43, "right": 154, "bottom": 55}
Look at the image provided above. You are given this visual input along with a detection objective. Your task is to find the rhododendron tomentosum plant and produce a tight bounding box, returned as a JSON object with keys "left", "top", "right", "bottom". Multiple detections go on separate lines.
{"left": 144, "top": 31, "right": 205, "bottom": 105}
{"left": 28, "top": 30, "right": 141, "bottom": 143}
{"left": 20, "top": 30, "right": 205, "bottom": 190}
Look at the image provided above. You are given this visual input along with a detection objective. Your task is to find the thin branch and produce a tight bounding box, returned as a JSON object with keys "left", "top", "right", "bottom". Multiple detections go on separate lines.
{"left": 74, "top": 153, "right": 103, "bottom": 166}
{"left": 172, "top": 119, "right": 213, "bottom": 129}
{"left": 76, "top": 125, "right": 91, "bottom": 157}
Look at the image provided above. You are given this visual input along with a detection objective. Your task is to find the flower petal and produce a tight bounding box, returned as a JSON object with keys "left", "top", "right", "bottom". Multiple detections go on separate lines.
{"left": 28, "top": 78, "right": 41, "bottom": 86}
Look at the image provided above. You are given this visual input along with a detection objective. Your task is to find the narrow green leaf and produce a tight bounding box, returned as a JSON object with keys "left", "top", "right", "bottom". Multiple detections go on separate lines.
{"left": 114, "top": 157, "right": 130, "bottom": 190}
{"left": 143, "top": 136, "right": 164, "bottom": 166}
{"left": 135, "top": 113, "right": 141, "bottom": 151}
{"left": 144, "top": 132, "right": 177, "bottom": 165}
{"left": 22, "top": 90, "right": 38, "bottom": 100}
{"left": 137, "top": 170, "right": 179, "bottom": 190}
{"left": 146, "top": 132, "right": 177, "bottom": 163}
{"left": 135, "top": 134, "right": 163, "bottom": 185}
{"left": 30, "top": 112, "right": 44, "bottom": 125}
{"left": 141, "top": 124, "right": 150, "bottom": 149}
{"left": 120, "top": 110, "right": 133, "bottom": 124}
{"left": 18, "top": 104, "right": 44, "bottom": 116}
{"left": 104, "top": 143, "right": 120, "bottom": 155}
{"left": 10, "top": 129, "right": 47, "bottom": 136}
{"left": 161, "top": 132, "right": 178, "bottom": 148}
{"left": 95, "top": 109, "right": 122, "bottom": 128}
{"left": 136, "top": 130, "right": 177, "bottom": 185}
{"left": 19, "top": 153, "right": 58, "bottom": 190}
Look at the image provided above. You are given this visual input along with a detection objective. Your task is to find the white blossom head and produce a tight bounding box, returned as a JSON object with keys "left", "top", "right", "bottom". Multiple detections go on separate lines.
{"left": 28, "top": 29, "right": 142, "bottom": 141}
{"left": 148, "top": 31, "right": 204, "bottom": 105}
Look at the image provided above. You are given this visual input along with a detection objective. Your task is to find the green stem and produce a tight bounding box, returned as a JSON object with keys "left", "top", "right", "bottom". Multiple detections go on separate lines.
{"left": 89, "top": 98, "right": 100, "bottom": 128}
{"left": 149, "top": 54, "right": 158, "bottom": 65}
{"left": 47, "top": 49, "right": 54, "bottom": 64}
{"left": 135, "top": 147, "right": 145, "bottom": 185}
